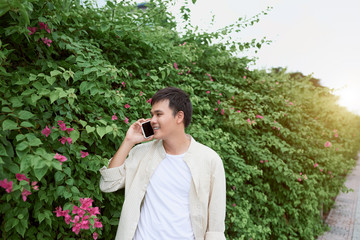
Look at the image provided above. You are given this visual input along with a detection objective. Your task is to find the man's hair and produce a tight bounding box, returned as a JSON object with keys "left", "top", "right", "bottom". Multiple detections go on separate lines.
{"left": 151, "top": 87, "right": 193, "bottom": 128}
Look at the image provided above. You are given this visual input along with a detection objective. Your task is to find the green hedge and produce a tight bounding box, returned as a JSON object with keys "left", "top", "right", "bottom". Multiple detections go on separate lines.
{"left": 1, "top": 0, "right": 360, "bottom": 239}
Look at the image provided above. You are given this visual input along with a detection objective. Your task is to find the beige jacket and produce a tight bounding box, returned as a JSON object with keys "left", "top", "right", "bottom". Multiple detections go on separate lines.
{"left": 99, "top": 136, "right": 226, "bottom": 240}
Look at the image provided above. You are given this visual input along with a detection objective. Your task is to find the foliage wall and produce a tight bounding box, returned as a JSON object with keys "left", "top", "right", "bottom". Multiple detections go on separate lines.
{"left": 1, "top": 0, "right": 360, "bottom": 239}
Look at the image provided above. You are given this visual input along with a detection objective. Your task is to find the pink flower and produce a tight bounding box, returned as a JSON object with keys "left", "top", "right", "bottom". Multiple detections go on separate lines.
{"left": 140, "top": 91, "right": 144, "bottom": 96}
{"left": 300, "top": 172, "right": 302, "bottom": 176}
{"left": 54, "top": 206, "right": 63, "bottom": 217}
{"left": 147, "top": 72, "right": 150, "bottom": 77}
{"left": 0, "top": 179, "right": 13, "bottom": 193}
{"left": 247, "top": 119, "right": 251, "bottom": 125}
{"left": 298, "top": 178, "right": 302, "bottom": 182}
{"left": 276, "top": 82, "right": 279, "bottom": 85}
{"left": 54, "top": 153, "right": 67, "bottom": 165}
{"left": 16, "top": 173, "right": 30, "bottom": 183}
{"left": 88, "top": 207, "right": 100, "bottom": 216}
{"left": 221, "top": 109, "right": 224, "bottom": 115}
{"left": 122, "top": 81, "right": 126, "bottom": 87}
{"left": 31, "top": 181, "right": 39, "bottom": 190}
{"left": 256, "top": 115, "right": 264, "bottom": 119}
{"left": 215, "top": 108, "right": 218, "bottom": 111}
{"left": 335, "top": 132, "right": 338, "bottom": 138}
{"left": 219, "top": 93, "right": 222, "bottom": 96}
{"left": 243, "top": 76, "right": 246, "bottom": 79}
{"left": 80, "top": 219, "right": 90, "bottom": 230}
{"left": 217, "top": 100, "right": 221, "bottom": 105}
{"left": 314, "top": 163, "right": 318, "bottom": 168}
{"left": 58, "top": 120, "right": 67, "bottom": 131}
{"left": 320, "top": 169, "right": 323, "bottom": 172}
{"left": 129, "top": 73, "right": 132, "bottom": 77}
{"left": 64, "top": 214, "right": 71, "bottom": 224}
{"left": 72, "top": 223, "right": 81, "bottom": 235}
{"left": 81, "top": 151, "right": 89, "bottom": 158}
{"left": 93, "top": 218, "right": 103, "bottom": 229}
{"left": 66, "top": 137, "right": 72, "bottom": 144}
{"left": 146, "top": 98, "right": 152, "bottom": 104}
{"left": 289, "top": 102, "right": 293, "bottom": 105}
{"left": 206, "top": 91, "right": 210, "bottom": 94}
{"left": 66, "top": 128, "right": 74, "bottom": 134}
{"left": 237, "top": 110, "right": 241, "bottom": 113}
{"left": 93, "top": 232, "right": 98, "bottom": 240}
{"left": 21, "top": 188, "right": 32, "bottom": 201}
{"left": 260, "top": 160, "right": 264, "bottom": 163}
{"left": 324, "top": 141, "right": 332, "bottom": 148}
{"left": 27, "top": 26, "right": 37, "bottom": 35}
{"left": 124, "top": 117, "right": 129, "bottom": 124}
{"left": 39, "top": 22, "right": 51, "bottom": 33}
{"left": 232, "top": 186, "right": 236, "bottom": 190}
{"left": 336, "top": 148, "right": 339, "bottom": 151}
{"left": 59, "top": 136, "right": 67, "bottom": 144}
{"left": 174, "top": 62, "right": 178, "bottom": 69}
{"left": 112, "top": 114, "right": 118, "bottom": 120}
{"left": 41, "top": 37, "right": 52, "bottom": 47}
{"left": 233, "top": 203, "right": 236, "bottom": 207}
{"left": 80, "top": 197, "right": 93, "bottom": 210}
{"left": 124, "top": 104, "right": 130, "bottom": 109}
{"left": 73, "top": 206, "right": 86, "bottom": 218}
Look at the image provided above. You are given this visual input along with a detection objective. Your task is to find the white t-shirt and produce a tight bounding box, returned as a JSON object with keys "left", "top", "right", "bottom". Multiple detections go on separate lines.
{"left": 133, "top": 153, "right": 195, "bottom": 240}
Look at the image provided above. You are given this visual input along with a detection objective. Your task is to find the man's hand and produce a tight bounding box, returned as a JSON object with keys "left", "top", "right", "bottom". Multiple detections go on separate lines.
{"left": 124, "top": 118, "right": 154, "bottom": 145}
{"left": 108, "top": 118, "right": 154, "bottom": 168}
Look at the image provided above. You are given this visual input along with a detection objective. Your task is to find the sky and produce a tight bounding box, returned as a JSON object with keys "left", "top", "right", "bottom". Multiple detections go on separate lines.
{"left": 97, "top": 0, "right": 360, "bottom": 115}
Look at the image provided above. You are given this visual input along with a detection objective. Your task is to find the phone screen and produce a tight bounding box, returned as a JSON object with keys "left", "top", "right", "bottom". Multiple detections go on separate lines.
{"left": 141, "top": 121, "right": 154, "bottom": 138}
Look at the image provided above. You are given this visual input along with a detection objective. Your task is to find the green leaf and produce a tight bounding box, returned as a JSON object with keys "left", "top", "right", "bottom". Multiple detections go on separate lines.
{"left": 2, "top": 119, "right": 19, "bottom": 130}
{"left": 20, "top": 121, "right": 35, "bottom": 128}
{"left": 79, "top": 120, "right": 87, "bottom": 127}
{"left": 71, "top": 186, "right": 80, "bottom": 194}
{"left": 16, "top": 141, "right": 29, "bottom": 151}
{"left": 45, "top": 76, "right": 56, "bottom": 85}
{"left": 96, "top": 126, "right": 107, "bottom": 139}
{"left": 2, "top": 107, "right": 12, "bottom": 113}
{"left": 5, "top": 218, "right": 19, "bottom": 231}
{"left": 69, "top": 130, "right": 80, "bottom": 143}
{"left": 0, "top": 144, "right": 8, "bottom": 156}
{"left": 54, "top": 171, "right": 65, "bottom": 182}
{"left": 18, "top": 110, "right": 34, "bottom": 120}
{"left": 50, "top": 70, "right": 62, "bottom": 77}
{"left": 34, "top": 165, "right": 49, "bottom": 181}
{"left": 86, "top": 125, "right": 95, "bottom": 133}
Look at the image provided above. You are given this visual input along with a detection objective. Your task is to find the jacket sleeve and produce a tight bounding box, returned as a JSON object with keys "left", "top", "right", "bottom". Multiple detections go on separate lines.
{"left": 99, "top": 144, "right": 137, "bottom": 192}
{"left": 99, "top": 159, "right": 126, "bottom": 193}
{"left": 205, "top": 156, "right": 227, "bottom": 240}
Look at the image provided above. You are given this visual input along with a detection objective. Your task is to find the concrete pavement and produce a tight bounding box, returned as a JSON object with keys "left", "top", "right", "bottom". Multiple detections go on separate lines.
{"left": 318, "top": 153, "right": 360, "bottom": 240}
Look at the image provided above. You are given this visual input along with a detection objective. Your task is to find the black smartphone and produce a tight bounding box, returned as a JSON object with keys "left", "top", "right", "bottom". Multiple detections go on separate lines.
{"left": 141, "top": 121, "right": 154, "bottom": 138}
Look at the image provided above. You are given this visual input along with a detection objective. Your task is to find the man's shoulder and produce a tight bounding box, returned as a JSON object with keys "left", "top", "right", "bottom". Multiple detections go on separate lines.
{"left": 191, "top": 138, "right": 221, "bottom": 160}
{"left": 132, "top": 139, "right": 159, "bottom": 153}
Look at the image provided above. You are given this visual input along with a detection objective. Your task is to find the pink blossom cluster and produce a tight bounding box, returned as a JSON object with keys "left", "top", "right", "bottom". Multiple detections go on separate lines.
{"left": 334, "top": 129, "right": 338, "bottom": 138}
{"left": 27, "top": 22, "right": 53, "bottom": 47}
{"left": 205, "top": 73, "right": 214, "bottom": 81}
{"left": 42, "top": 120, "right": 90, "bottom": 163}
{"left": 54, "top": 198, "right": 102, "bottom": 239}
{"left": 285, "top": 99, "right": 294, "bottom": 107}
{"left": 247, "top": 119, "right": 255, "bottom": 125}
{"left": 0, "top": 173, "right": 39, "bottom": 201}
{"left": 324, "top": 141, "right": 332, "bottom": 148}
{"left": 314, "top": 163, "right": 334, "bottom": 178}
{"left": 260, "top": 159, "right": 269, "bottom": 164}
{"left": 112, "top": 113, "right": 129, "bottom": 124}
{"left": 297, "top": 172, "right": 308, "bottom": 182}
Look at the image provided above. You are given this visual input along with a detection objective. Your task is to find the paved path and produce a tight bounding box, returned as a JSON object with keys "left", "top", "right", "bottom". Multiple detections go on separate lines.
{"left": 318, "top": 153, "right": 360, "bottom": 240}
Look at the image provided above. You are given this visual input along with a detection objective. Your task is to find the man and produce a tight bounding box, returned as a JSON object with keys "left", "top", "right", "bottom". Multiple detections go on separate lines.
{"left": 99, "top": 87, "right": 226, "bottom": 240}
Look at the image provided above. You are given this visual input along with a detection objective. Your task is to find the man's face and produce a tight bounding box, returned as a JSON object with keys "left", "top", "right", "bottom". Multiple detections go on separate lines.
{"left": 150, "top": 100, "right": 181, "bottom": 140}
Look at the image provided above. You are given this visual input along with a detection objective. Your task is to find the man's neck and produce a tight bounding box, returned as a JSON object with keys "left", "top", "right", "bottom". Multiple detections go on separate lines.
{"left": 162, "top": 133, "right": 191, "bottom": 155}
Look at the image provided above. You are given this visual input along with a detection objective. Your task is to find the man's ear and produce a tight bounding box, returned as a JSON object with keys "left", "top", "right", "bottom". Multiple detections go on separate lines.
{"left": 176, "top": 111, "right": 185, "bottom": 125}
